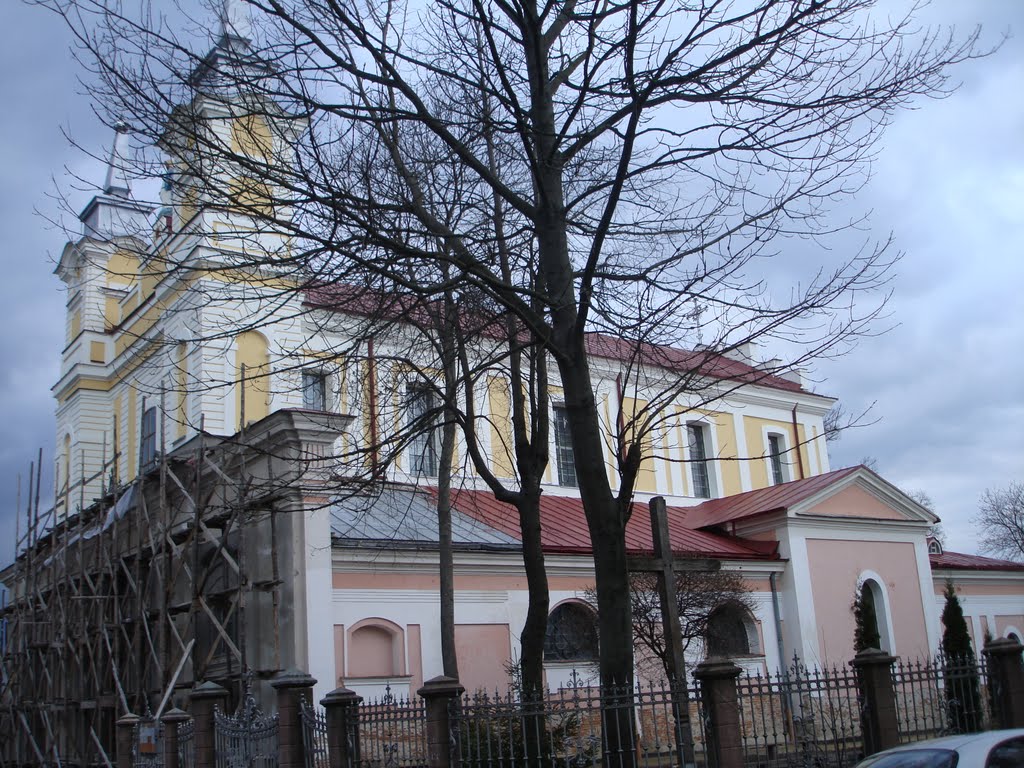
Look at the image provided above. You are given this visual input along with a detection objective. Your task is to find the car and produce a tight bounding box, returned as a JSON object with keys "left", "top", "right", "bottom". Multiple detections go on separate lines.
{"left": 853, "top": 729, "right": 1024, "bottom": 767}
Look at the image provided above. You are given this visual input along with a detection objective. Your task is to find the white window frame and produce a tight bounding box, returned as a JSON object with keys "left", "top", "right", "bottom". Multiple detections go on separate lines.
{"left": 302, "top": 369, "right": 330, "bottom": 411}
{"left": 552, "top": 403, "right": 577, "bottom": 487}
{"left": 685, "top": 421, "right": 717, "bottom": 499}
{"left": 765, "top": 431, "right": 790, "bottom": 486}
{"left": 405, "top": 383, "right": 440, "bottom": 478}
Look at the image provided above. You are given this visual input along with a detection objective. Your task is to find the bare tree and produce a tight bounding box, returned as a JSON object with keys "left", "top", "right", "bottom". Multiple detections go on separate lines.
{"left": 42, "top": 4, "right": 981, "bottom": 751}
{"left": 974, "top": 483, "right": 1024, "bottom": 562}
{"left": 620, "top": 568, "right": 756, "bottom": 680}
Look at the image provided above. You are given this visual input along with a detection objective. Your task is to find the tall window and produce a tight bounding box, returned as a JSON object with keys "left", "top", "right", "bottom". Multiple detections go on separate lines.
{"left": 407, "top": 385, "right": 440, "bottom": 477}
{"left": 767, "top": 433, "right": 786, "bottom": 485}
{"left": 687, "top": 423, "right": 712, "bottom": 498}
{"left": 140, "top": 406, "right": 158, "bottom": 469}
{"left": 553, "top": 405, "right": 577, "bottom": 487}
{"left": 302, "top": 370, "right": 328, "bottom": 411}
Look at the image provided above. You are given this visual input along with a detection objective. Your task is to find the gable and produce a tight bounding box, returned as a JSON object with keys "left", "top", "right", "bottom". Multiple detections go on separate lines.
{"left": 806, "top": 484, "right": 908, "bottom": 521}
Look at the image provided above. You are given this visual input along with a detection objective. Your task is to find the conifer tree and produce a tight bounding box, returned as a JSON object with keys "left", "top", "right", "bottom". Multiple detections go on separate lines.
{"left": 853, "top": 582, "right": 881, "bottom": 652}
{"left": 941, "top": 580, "right": 982, "bottom": 732}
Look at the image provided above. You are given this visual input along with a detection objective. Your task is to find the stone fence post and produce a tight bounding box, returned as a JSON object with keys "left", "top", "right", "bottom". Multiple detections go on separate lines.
{"left": 418, "top": 676, "right": 464, "bottom": 768}
{"left": 323, "top": 686, "right": 362, "bottom": 768}
{"left": 984, "top": 638, "right": 1024, "bottom": 729}
{"left": 851, "top": 648, "right": 899, "bottom": 757}
{"left": 272, "top": 669, "right": 318, "bottom": 768}
{"left": 694, "top": 658, "right": 743, "bottom": 768}
{"left": 190, "top": 681, "right": 229, "bottom": 768}
{"left": 116, "top": 713, "right": 139, "bottom": 768}
{"left": 161, "top": 708, "right": 191, "bottom": 768}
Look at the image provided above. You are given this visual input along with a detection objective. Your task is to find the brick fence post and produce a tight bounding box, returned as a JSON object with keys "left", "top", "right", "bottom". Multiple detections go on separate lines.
{"left": 984, "top": 638, "right": 1024, "bottom": 729}
{"left": 322, "top": 686, "right": 362, "bottom": 768}
{"left": 851, "top": 648, "right": 900, "bottom": 757}
{"left": 694, "top": 658, "right": 743, "bottom": 768}
{"left": 161, "top": 708, "right": 190, "bottom": 768}
{"left": 418, "top": 676, "right": 464, "bottom": 768}
{"left": 272, "top": 668, "right": 318, "bottom": 768}
{"left": 116, "top": 713, "right": 139, "bottom": 768}
{"left": 190, "top": 681, "right": 229, "bottom": 768}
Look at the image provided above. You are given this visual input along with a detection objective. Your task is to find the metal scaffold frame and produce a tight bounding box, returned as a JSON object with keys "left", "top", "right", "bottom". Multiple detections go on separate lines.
{"left": 0, "top": 404, "right": 289, "bottom": 768}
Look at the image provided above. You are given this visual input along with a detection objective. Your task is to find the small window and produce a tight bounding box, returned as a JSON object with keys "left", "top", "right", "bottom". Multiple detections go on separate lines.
{"left": 927, "top": 538, "right": 943, "bottom": 556}
{"left": 406, "top": 385, "right": 440, "bottom": 477}
{"left": 140, "top": 406, "right": 158, "bottom": 469}
{"left": 544, "top": 603, "right": 598, "bottom": 662}
{"left": 302, "top": 370, "right": 328, "bottom": 411}
{"left": 687, "top": 423, "right": 712, "bottom": 498}
{"left": 553, "top": 405, "right": 577, "bottom": 487}
{"left": 767, "top": 433, "right": 786, "bottom": 486}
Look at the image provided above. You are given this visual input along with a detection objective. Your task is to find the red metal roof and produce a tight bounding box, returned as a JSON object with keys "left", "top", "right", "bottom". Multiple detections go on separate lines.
{"left": 929, "top": 551, "right": 1024, "bottom": 572}
{"left": 447, "top": 489, "right": 777, "bottom": 560}
{"left": 304, "top": 284, "right": 819, "bottom": 397}
{"left": 583, "top": 334, "right": 808, "bottom": 394}
{"left": 683, "top": 466, "right": 863, "bottom": 529}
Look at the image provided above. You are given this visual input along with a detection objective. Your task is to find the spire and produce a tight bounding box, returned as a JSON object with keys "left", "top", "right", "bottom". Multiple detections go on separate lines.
{"left": 78, "top": 122, "right": 153, "bottom": 239}
{"left": 220, "top": 0, "right": 252, "bottom": 43}
{"left": 103, "top": 122, "right": 132, "bottom": 198}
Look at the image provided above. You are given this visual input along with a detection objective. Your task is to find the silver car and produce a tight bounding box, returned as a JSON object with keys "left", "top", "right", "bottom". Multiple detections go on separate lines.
{"left": 853, "top": 730, "right": 1024, "bottom": 767}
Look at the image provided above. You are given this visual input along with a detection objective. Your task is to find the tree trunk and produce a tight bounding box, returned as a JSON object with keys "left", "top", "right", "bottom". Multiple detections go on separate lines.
{"left": 437, "top": 300, "right": 460, "bottom": 681}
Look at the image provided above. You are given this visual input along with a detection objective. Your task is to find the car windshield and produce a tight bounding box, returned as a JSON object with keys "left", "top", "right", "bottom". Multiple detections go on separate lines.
{"left": 854, "top": 749, "right": 957, "bottom": 768}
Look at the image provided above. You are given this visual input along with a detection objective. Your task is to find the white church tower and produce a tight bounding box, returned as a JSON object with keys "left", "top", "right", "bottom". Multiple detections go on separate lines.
{"left": 52, "top": 0, "right": 308, "bottom": 518}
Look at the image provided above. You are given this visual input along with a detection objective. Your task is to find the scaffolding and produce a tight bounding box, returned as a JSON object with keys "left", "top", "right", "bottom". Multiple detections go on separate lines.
{"left": 0, "top": 408, "right": 303, "bottom": 767}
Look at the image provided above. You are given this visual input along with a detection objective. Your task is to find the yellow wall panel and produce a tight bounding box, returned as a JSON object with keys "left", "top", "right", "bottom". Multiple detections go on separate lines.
{"left": 742, "top": 415, "right": 803, "bottom": 490}
{"left": 127, "top": 388, "right": 137, "bottom": 482}
{"left": 712, "top": 412, "right": 742, "bottom": 497}
{"left": 89, "top": 341, "right": 106, "bottom": 364}
{"left": 235, "top": 331, "right": 270, "bottom": 429}
{"left": 487, "top": 376, "right": 514, "bottom": 478}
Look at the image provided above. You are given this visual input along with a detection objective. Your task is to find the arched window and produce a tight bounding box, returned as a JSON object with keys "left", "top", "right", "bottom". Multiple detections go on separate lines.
{"left": 927, "top": 538, "right": 943, "bottom": 555}
{"left": 544, "top": 602, "right": 598, "bottom": 662}
{"left": 706, "top": 603, "right": 760, "bottom": 657}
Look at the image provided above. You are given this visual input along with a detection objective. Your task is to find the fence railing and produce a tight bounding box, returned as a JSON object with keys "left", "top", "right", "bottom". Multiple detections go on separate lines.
{"left": 301, "top": 695, "right": 330, "bottom": 768}
{"left": 736, "top": 660, "right": 864, "bottom": 768}
{"left": 96, "top": 640, "right": 1024, "bottom": 768}
{"left": 213, "top": 695, "right": 278, "bottom": 768}
{"left": 179, "top": 717, "right": 196, "bottom": 768}
{"left": 893, "top": 654, "right": 994, "bottom": 741}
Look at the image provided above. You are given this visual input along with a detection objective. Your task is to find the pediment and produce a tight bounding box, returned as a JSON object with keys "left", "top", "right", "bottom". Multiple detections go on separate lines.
{"left": 790, "top": 469, "right": 937, "bottom": 524}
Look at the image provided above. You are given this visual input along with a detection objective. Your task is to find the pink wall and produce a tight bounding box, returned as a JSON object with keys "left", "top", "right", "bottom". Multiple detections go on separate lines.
{"left": 811, "top": 485, "right": 906, "bottom": 521}
{"left": 805, "top": 539, "right": 930, "bottom": 663}
{"left": 455, "top": 624, "right": 513, "bottom": 693}
{"left": 996, "top": 616, "right": 1024, "bottom": 639}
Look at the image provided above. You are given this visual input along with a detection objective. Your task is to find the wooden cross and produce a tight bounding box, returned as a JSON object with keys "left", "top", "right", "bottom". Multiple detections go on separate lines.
{"left": 626, "top": 496, "right": 720, "bottom": 768}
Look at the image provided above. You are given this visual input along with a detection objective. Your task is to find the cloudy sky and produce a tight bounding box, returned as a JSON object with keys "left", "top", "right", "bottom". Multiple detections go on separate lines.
{"left": 0, "top": 1, "right": 1021, "bottom": 568}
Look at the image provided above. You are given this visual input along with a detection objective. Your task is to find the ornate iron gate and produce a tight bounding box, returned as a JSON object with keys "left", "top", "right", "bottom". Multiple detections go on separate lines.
{"left": 214, "top": 694, "right": 278, "bottom": 768}
{"left": 300, "top": 698, "right": 330, "bottom": 768}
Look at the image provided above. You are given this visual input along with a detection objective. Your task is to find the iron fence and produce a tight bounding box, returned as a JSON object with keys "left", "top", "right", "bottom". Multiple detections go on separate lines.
{"left": 301, "top": 696, "right": 330, "bottom": 768}
{"left": 893, "top": 654, "right": 994, "bottom": 741}
{"left": 358, "top": 687, "right": 428, "bottom": 768}
{"left": 736, "top": 659, "right": 864, "bottom": 768}
{"left": 178, "top": 718, "right": 196, "bottom": 768}
{"left": 457, "top": 680, "right": 707, "bottom": 768}
{"left": 214, "top": 694, "right": 279, "bottom": 768}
